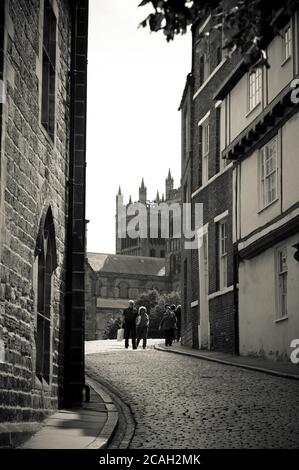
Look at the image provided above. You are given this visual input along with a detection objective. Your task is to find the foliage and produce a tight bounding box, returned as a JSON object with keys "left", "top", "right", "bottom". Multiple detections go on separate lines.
{"left": 135, "top": 289, "right": 181, "bottom": 337}
{"left": 102, "top": 316, "right": 122, "bottom": 340}
{"left": 139, "top": 0, "right": 299, "bottom": 65}
{"left": 102, "top": 290, "right": 181, "bottom": 339}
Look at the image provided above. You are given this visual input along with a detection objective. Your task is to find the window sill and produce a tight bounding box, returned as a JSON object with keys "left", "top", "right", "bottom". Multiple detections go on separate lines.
{"left": 281, "top": 55, "right": 291, "bottom": 67}
{"left": 246, "top": 101, "right": 261, "bottom": 118}
{"left": 274, "top": 315, "right": 288, "bottom": 324}
{"left": 208, "top": 285, "right": 234, "bottom": 300}
{"left": 193, "top": 58, "right": 227, "bottom": 100}
{"left": 40, "top": 122, "right": 55, "bottom": 148}
{"left": 257, "top": 197, "right": 279, "bottom": 214}
{"left": 191, "top": 162, "right": 234, "bottom": 199}
{"left": 34, "top": 374, "right": 51, "bottom": 391}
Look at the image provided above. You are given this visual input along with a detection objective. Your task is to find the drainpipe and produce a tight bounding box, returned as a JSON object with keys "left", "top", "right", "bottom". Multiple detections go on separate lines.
{"left": 233, "top": 163, "right": 240, "bottom": 356}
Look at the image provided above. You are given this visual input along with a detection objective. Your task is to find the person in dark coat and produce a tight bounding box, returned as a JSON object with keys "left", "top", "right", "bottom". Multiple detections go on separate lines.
{"left": 136, "top": 306, "right": 150, "bottom": 349}
{"left": 159, "top": 304, "right": 177, "bottom": 347}
{"left": 170, "top": 304, "right": 178, "bottom": 341}
{"left": 122, "top": 300, "right": 138, "bottom": 349}
{"left": 175, "top": 304, "right": 181, "bottom": 341}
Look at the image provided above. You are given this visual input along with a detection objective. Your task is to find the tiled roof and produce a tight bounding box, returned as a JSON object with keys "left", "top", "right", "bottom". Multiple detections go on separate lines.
{"left": 87, "top": 253, "right": 166, "bottom": 277}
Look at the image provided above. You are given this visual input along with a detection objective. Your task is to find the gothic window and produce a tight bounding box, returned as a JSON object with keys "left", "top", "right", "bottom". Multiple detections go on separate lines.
{"left": 41, "top": 0, "right": 57, "bottom": 141}
{"left": 35, "top": 207, "right": 57, "bottom": 384}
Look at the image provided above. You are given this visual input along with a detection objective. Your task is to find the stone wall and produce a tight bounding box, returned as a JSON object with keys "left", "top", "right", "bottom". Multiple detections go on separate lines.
{"left": 0, "top": 0, "right": 72, "bottom": 427}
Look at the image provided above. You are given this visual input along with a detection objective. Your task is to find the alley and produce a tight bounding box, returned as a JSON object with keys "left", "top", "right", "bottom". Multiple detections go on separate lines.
{"left": 86, "top": 343, "right": 299, "bottom": 449}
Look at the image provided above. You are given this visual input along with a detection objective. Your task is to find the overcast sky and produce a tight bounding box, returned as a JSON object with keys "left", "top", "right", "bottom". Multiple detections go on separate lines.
{"left": 86, "top": 0, "right": 191, "bottom": 254}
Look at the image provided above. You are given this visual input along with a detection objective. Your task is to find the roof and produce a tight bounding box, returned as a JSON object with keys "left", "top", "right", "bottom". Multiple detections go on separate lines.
{"left": 178, "top": 73, "right": 193, "bottom": 111}
{"left": 87, "top": 253, "right": 166, "bottom": 277}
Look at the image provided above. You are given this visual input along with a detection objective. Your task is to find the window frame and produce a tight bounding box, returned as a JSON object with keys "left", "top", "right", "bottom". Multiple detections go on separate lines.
{"left": 258, "top": 135, "right": 279, "bottom": 211}
{"left": 41, "top": 0, "right": 57, "bottom": 142}
{"left": 201, "top": 118, "right": 210, "bottom": 185}
{"left": 218, "top": 219, "right": 228, "bottom": 290}
{"left": 282, "top": 22, "right": 292, "bottom": 64}
{"left": 34, "top": 209, "right": 57, "bottom": 386}
{"left": 247, "top": 67, "right": 262, "bottom": 113}
{"left": 275, "top": 246, "right": 288, "bottom": 321}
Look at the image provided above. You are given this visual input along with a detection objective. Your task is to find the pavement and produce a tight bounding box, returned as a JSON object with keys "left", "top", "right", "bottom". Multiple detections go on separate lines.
{"left": 85, "top": 338, "right": 163, "bottom": 355}
{"left": 155, "top": 342, "right": 299, "bottom": 380}
{"left": 16, "top": 339, "right": 299, "bottom": 448}
{"left": 19, "top": 378, "right": 118, "bottom": 449}
{"left": 86, "top": 340, "right": 299, "bottom": 448}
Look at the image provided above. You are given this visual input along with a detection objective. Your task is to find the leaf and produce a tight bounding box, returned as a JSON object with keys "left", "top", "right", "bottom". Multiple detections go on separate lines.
{"left": 138, "top": 0, "right": 152, "bottom": 7}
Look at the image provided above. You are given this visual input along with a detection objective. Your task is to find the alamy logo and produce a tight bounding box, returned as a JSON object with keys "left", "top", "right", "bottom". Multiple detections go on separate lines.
{"left": 117, "top": 202, "right": 204, "bottom": 250}
{"left": 290, "top": 79, "right": 299, "bottom": 104}
{"left": 290, "top": 339, "right": 299, "bottom": 364}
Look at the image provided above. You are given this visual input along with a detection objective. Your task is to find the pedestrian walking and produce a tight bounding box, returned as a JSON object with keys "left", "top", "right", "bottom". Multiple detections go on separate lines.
{"left": 175, "top": 304, "right": 181, "bottom": 342}
{"left": 159, "top": 304, "right": 177, "bottom": 347}
{"left": 122, "top": 300, "right": 138, "bottom": 349}
{"left": 136, "top": 306, "right": 149, "bottom": 349}
{"left": 170, "top": 304, "right": 178, "bottom": 342}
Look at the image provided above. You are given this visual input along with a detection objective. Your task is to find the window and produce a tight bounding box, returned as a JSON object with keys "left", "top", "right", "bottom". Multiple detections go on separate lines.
{"left": 202, "top": 120, "right": 209, "bottom": 184}
{"left": 150, "top": 248, "right": 156, "bottom": 258}
{"left": 276, "top": 247, "right": 288, "bottom": 319}
{"left": 41, "top": 0, "right": 57, "bottom": 141}
{"left": 198, "top": 35, "right": 210, "bottom": 86}
{"left": 219, "top": 220, "right": 228, "bottom": 290}
{"left": 183, "top": 107, "right": 190, "bottom": 160}
{"left": 183, "top": 259, "right": 188, "bottom": 322}
{"left": 248, "top": 67, "right": 262, "bottom": 112}
{"left": 216, "top": 26, "right": 225, "bottom": 66}
{"left": 119, "top": 282, "right": 128, "bottom": 298}
{"left": 216, "top": 106, "right": 226, "bottom": 172}
{"left": 35, "top": 208, "right": 57, "bottom": 384}
{"left": 259, "top": 136, "right": 278, "bottom": 209}
{"left": 282, "top": 23, "right": 292, "bottom": 62}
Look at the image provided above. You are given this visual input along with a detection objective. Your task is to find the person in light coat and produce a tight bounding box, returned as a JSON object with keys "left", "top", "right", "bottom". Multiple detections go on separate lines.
{"left": 136, "top": 306, "right": 149, "bottom": 349}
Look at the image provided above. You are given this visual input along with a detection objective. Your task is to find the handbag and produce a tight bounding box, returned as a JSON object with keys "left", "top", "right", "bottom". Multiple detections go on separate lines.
{"left": 117, "top": 328, "right": 124, "bottom": 341}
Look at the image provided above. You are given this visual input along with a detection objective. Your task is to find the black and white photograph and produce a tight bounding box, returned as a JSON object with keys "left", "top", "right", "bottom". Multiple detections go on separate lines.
{"left": 0, "top": 0, "right": 299, "bottom": 463}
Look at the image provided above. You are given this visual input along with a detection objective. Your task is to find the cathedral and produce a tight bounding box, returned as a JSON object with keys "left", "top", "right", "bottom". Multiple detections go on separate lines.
{"left": 84, "top": 171, "right": 182, "bottom": 340}
{"left": 115, "top": 170, "right": 181, "bottom": 266}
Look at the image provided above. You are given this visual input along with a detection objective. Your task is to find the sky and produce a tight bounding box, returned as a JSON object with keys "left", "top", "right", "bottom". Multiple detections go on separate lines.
{"left": 86, "top": 0, "right": 191, "bottom": 254}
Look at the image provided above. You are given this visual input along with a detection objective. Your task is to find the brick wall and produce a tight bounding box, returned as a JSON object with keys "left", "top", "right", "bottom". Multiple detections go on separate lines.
{"left": 209, "top": 291, "right": 235, "bottom": 353}
{"left": 180, "top": 16, "right": 240, "bottom": 353}
{"left": 0, "top": 0, "right": 72, "bottom": 425}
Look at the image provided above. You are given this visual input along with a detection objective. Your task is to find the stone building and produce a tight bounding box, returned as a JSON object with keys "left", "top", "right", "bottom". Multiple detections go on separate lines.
{"left": 180, "top": 14, "right": 239, "bottom": 353}
{"left": 85, "top": 253, "right": 170, "bottom": 340}
{"left": 115, "top": 170, "right": 182, "bottom": 290}
{"left": 0, "top": 0, "right": 88, "bottom": 442}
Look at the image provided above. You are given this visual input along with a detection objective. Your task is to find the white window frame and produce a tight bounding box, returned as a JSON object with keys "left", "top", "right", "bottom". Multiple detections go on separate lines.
{"left": 248, "top": 67, "right": 262, "bottom": 112}
{"left": 202, "top": 119, "right": 210, "bottom": 185}
{"left": 259, "top": 136, "right": 279, "bottom": 210}
{"left": 276, "top": 246, "right": 288, "bottom": 320}
{"left": 182, "top": 104, "right": 190, "bottom": 161}
{"left": 282, "top": 22, "right": 292, "bottom": 64}
{"left": 218, "top": 219, "right": 228, "bottom": 290}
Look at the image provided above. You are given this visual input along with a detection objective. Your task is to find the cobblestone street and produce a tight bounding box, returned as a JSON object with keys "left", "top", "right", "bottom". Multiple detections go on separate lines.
{"left": 86, "top": 342, "right": 299, "bottom": 449}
